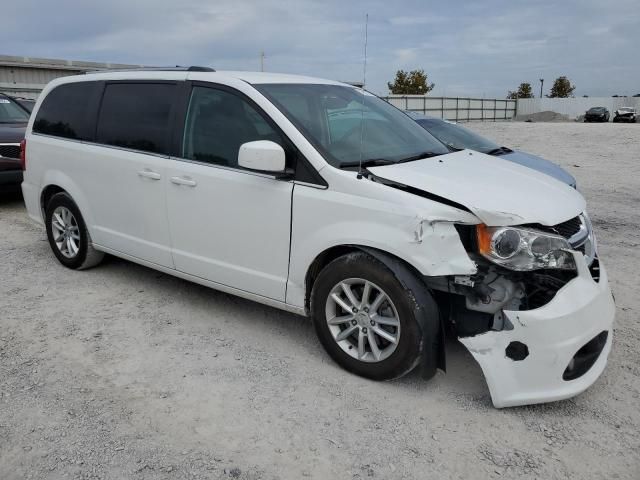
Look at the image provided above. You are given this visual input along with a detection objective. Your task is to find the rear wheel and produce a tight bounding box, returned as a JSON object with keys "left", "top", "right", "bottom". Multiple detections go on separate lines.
{"left": 45, "top": 192, "right": 104, "bottom": 270}
{"left": 311, "top": 251, "right": 433, "bottom": 380}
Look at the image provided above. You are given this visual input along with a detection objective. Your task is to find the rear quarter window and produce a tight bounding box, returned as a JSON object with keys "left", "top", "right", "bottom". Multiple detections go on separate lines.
{"left": 96, "top": 83, "right": 175, "bottom": 155}
{"left": 33, "top": 82, "right": 98, "bottom": 140}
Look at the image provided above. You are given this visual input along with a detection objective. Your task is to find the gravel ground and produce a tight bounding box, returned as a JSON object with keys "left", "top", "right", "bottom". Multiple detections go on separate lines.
{"left": 1, "top": 122, "right": 639, "bottom": 479}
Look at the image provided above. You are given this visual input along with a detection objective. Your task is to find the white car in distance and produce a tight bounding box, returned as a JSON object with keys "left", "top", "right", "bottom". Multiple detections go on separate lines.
{"left": 20, "top": 67, "right": 615, "bottom": 408}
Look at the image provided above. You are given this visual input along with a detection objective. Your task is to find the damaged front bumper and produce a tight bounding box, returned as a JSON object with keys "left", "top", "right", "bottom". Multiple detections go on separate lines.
{"left": 459, "top": 252, "right": 615, "bottom": 408}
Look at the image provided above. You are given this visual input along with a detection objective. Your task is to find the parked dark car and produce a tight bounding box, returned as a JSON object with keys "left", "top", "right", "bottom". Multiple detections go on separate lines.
{"left": 584, "top": 107, "right": 610, "bottom": 122}
{"left": 0, "top": 93, "right": 30, "bottom": 192}
{"left": 406, "top": 112, "right": 577, "bottom": 188}
{"left": 13, "top": 97, "right": 36, "bottom": 113}
{"left": 613, "top": 107, "right": 637, "bottom": 123}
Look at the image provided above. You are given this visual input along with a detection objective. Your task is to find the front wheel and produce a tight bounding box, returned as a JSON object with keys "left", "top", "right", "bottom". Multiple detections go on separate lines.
{"left": 310, "top": 251, "right": 436, "bottom": 381}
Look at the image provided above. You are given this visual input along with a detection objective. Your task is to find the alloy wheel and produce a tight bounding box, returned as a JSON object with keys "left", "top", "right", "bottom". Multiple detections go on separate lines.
{"left": 51, "top": 206, "right": 81, "bottom": 258}
{"left": 325, "top": 278, "right": 401, "bottom": 363}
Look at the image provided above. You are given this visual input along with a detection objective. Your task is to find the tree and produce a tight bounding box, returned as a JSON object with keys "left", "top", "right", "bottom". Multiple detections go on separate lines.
{"left": 387, "top": 69, "right": 434, "bottom": 95}
{"left": 549, "top": 76, "right": 576, "bottom": 98}
{"left": 507, "top": 82, "right": 534, "bottom": 99}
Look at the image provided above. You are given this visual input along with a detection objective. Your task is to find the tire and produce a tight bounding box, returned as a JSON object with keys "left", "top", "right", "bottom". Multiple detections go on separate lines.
{"left": 310, "top": 251, "right": 433, "bottom": 381}
{"left": 45, "top": 192, "right": 104, "bottom": 270}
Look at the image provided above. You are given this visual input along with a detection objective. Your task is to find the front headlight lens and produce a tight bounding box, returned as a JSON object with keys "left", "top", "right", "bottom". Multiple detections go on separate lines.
{"left": 493, "top": 229, "right": 521, "bottom": 258}
{"left": 477, "top": 225, "right": 576, "bottom": 271}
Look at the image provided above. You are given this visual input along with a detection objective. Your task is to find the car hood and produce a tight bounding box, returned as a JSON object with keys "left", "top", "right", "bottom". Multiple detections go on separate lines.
{"left": 0, "top": 122, "right": 27, "bottom": 143}
{"left": 368, "top": 150, "right": 586, "bottom": 227}
{"left": 500, "top": 150, "right": 576, "bottom": 188}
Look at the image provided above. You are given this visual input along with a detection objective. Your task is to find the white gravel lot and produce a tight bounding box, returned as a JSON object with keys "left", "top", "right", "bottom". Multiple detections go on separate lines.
{"left": 1, "top": 122, "right": 639, "bottom": 479}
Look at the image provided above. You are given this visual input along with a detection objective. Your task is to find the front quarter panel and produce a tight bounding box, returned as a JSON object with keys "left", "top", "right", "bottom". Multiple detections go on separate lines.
{"left": 286, "top": 170, "right": 479, "bottom": 309}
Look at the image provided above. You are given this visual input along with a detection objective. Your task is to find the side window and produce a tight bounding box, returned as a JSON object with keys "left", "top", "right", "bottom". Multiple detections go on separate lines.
{"left": 33, "top": 82, "right": 97, "bottom": 140}
{"left": 182, "top": 86, "right": 284, "bottom": 168}
{"left": 96, "top": 83, "right": 175, "bottom": 155}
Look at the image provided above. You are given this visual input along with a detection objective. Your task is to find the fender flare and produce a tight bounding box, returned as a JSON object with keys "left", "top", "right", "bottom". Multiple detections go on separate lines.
{"left": 359, "top": 247, "right": 446, "bottom": 378}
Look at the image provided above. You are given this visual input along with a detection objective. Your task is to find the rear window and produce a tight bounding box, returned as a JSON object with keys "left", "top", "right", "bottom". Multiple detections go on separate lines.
{"left": 96, "top": 83, "right": 175, "bottom": 155}
{"left": 33, "top": 82, "right": 97, "bottom": 139}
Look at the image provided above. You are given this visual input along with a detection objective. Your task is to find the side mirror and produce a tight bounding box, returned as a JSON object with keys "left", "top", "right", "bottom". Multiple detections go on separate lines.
{"left": 238, "top": 140, "right": 286, "bottom": 173}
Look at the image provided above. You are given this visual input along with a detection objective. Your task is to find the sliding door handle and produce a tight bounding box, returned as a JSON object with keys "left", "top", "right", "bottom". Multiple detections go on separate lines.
{"left": 170, "top": 176, "right": 197, "bottom": 187}
{"left": 137, "top": 169, "right": 161, "bottom": 180}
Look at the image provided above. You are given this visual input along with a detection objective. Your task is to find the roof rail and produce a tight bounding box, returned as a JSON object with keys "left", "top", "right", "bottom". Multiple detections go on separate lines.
{"left": 83, "top": 66, "right": 215, "bottom": 74}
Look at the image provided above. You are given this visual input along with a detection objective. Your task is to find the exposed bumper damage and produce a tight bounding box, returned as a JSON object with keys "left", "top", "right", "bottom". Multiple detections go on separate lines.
{"left": 459, "top": 252, "right": 614, "bottom": 408}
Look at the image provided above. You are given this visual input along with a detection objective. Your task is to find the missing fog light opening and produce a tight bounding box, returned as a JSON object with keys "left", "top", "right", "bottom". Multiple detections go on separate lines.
{"left": 505, "top": 341, "right": 529, "bottom": 361}
{"left": 563, "top": 331, "right": 608, "bottom": 381}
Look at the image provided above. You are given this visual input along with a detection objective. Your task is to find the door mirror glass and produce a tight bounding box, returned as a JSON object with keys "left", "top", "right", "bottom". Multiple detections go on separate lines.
{"left": 238, "top": 140, "right": 286, "bottom": 172}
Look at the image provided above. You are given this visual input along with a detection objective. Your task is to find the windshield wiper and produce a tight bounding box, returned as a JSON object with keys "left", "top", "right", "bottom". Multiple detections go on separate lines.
{"left": 485, "top": 146, "right": 513, "bottom": 156}
{"left": 339, "top": 151, "right": 442, "bottom": 170}
{"left": 339, "top": 158, "right": 396, "bottom": 169}
{"left": 396, "top": 151, "right": 443, "bottom": 163}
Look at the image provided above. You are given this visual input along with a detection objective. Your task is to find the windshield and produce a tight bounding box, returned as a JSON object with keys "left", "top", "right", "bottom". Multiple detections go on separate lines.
{"left": 255, "top": 84, "right": 449, "bottom": 168}
{"left": 0, "top": 96, "right": 29, "bottom": 123}
{"left": 414, "top": 118, "right": 501, "bottom": 154}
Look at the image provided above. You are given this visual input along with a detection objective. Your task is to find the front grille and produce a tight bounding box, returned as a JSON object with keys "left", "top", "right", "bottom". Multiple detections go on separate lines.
{"left": 524, "top": 216, "right": 582, "bottom": 240}
{"left": 0, "top": 144, "right": 20, "bottom": 159}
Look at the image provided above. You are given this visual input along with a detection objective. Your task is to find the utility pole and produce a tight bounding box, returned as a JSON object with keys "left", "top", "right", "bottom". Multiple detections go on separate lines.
{"left": 539, "top": 78, "right": 544, "bottom": 98}
{"left": 260, "top": 51, "right": 265, "bottom": 72}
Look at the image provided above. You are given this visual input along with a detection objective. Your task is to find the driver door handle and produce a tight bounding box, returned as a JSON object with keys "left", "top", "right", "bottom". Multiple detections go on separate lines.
{"left": 170, "top": 176, "right": 197, "bottom": 187}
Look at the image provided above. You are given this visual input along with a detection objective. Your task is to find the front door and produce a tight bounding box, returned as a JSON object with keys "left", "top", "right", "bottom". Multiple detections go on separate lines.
{"left": 165, "top": 85, "right": 294, "bottom": 301}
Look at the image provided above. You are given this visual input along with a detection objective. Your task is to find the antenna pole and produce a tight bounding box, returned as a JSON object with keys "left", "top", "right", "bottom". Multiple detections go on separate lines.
{"left": 357, "top": 13, "right": 369, "bottom": 179}
{"left": 363, "top": 13, "right": 368, "bottom": 89}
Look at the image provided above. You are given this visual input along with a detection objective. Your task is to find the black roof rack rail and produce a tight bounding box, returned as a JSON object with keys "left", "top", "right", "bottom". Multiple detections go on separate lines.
{"left": 187, "top": 66, "right": 215, "bottom": 72}
{"left": 83, "top": 66, "right": 215, "bottom": 74}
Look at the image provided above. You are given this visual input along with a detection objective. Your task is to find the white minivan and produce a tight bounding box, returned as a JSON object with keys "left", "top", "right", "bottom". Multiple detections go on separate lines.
{"left": 21, "top": 68, "right": 615, "bottom": 408}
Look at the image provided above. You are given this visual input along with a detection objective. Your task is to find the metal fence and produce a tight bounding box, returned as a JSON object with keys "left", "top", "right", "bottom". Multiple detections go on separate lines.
{"left": 382, "top": 95, "right": 517, "bottom": 122}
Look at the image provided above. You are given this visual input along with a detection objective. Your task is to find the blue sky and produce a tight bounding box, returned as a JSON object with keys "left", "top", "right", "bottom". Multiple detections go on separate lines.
{"left": 3, "top": 0, "right": 639, "bottom": 97}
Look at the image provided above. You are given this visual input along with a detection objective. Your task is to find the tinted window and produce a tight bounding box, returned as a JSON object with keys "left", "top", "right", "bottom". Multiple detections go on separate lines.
{"left": 97, "top": 83, "right": 175, "bottom": 154}
{"left": 182, "top": 86, "right": 284, "bottom": 168}
{"left": 33, "top": 82, "right": 96, "bottom": 139}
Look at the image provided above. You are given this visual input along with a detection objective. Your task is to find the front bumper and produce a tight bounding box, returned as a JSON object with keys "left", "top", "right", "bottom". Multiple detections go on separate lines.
{"left": 460, "top": 252, "right": 615, "bottom": 408}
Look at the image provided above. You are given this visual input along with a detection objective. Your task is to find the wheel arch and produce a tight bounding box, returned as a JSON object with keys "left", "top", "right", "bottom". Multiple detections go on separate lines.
{"left": 38, "top": 171, "right": 97, "bottom": 236}
{"left": 40, "top": 184, "right": 66, "bottom": 216}
{"left": 304, "top": 244, "right": 446, "bottom": 376}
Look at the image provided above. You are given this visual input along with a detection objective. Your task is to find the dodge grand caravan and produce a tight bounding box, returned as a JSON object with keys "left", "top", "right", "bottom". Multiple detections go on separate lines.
{"left": 21, "top": 68, "right": 615, "bottom": 408}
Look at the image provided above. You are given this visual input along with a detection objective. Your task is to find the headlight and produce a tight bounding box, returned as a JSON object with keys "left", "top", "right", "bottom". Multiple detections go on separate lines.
{"left": 476, "top": 225, "right": 576, "bottom": 271}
